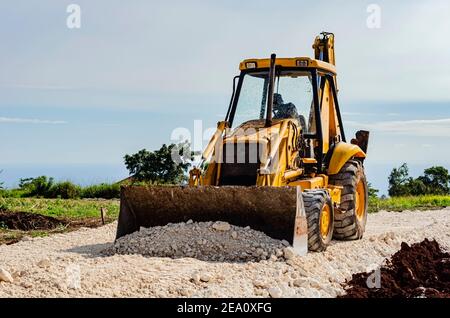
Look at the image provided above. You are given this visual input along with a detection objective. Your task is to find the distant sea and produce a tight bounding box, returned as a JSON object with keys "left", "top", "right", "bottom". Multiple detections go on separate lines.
{"left": 0, "top": 162, "right": 441, "bottom": 196}
{"left": 0, "top": 163, "right": 129, "bottom": 189}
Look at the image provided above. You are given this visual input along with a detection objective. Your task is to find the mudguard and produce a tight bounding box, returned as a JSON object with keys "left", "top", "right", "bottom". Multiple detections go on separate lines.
{"left": 327, "top": 142, "right": 366, "bottom": 175}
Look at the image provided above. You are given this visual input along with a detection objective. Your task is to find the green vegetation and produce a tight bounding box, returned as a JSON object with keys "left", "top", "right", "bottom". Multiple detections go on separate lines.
{"left": 388, "top": 163, "right": 450, "bottom": 196}
{"left": 81, "top": 183, "right": 120, "bottom": 199}
{"left": 367, "top": 182, "right": 379, "bottom": 199}
{"left": 0, "top": 177, "right": 120, "bottom": 200}
{"left": 368, "top": 195, "right": 450, "bottom": 213}
{"left": 0, "top": 197, "right": 119, "bottom": 219}
{"left": 124, "top": 142, "right": 195, "bottom": 184}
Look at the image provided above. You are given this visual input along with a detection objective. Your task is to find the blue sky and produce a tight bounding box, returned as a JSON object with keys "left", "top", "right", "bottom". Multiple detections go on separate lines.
{"left": 1, "top": 1, "right": 450, "bottom": 194}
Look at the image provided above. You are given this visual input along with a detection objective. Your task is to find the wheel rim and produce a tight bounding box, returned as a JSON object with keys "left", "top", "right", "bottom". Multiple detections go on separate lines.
{"left": 355, "top": 180, "right": 366, "bottom": 221}
{"left": 320, "top": 204, "right": 331, "bottom": 240}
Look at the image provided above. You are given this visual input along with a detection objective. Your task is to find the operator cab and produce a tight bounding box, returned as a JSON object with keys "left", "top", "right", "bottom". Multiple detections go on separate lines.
{"left": 222, "top": 55, "right": 345, "bottom": 179}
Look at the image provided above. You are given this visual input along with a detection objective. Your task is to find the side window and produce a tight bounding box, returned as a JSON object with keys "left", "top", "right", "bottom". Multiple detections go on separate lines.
{"left": 232, "top": 74, "right": 268, "bottom": 127}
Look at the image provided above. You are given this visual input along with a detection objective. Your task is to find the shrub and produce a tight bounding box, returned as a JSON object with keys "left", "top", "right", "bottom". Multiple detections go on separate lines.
{"left": 48, "top": 181, "right": 81, "bottom": 199}
{"left": 0, "top": 189, "right": 26, "bottom": 198}
{"left": 81, "top": 183, "right": 120, "bottom": 199}
{"left": 19, "top": 176, "right": 54, "bottom": 197}
{"left": 367, "top": 182, "right": 379, "bottom": 199}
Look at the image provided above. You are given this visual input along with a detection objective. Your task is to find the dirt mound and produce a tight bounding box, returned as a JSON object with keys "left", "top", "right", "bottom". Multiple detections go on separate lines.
{"left": 341, "top": 239, "right": 450, "bottom": 298}
{"left": 107, "top": 221, "right": 292, "bottom": 262}
{"left": 0, "top": 210, "right": 66, "bottom": 231}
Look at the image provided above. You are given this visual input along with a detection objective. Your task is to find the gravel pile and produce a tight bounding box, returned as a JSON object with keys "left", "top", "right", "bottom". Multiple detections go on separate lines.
{"left": 107, "top": 221, "right": 293, "bottom": 262}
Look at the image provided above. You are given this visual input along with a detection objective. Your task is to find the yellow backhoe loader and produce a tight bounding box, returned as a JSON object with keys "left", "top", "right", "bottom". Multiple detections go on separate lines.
{"left": 117, "top": 32, "right": 370, "bottom": 253}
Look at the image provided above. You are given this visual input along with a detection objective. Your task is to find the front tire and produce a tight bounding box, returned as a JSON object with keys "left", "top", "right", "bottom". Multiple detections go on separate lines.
{"left": 303, "top": 190, "right": 334, "bottom": 252}
{"left": 329, "top": 159, "right": 368, "bottom": 240}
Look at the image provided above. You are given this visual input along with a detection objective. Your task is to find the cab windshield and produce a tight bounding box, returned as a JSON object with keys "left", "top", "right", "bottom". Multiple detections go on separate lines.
{"left": 231, "top": 70, "right": 316, "bottom": 134}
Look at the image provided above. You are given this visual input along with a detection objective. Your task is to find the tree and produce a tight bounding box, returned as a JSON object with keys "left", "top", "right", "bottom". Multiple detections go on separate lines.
{"left": 407, "top": 178, "right": 427, "bottom": 196}
{"left": 19, "top": 176, "right": 54, "bottom": 197}
{"left": 388, "top": 163, "right": 412, "bottom": 196}
{"left": 124, "top": 142, "right": 194, "bottom": 184}
{"left": 367, "top": 182, "right": 379, "bottom": 198}
{"left": 418, "top": 166, "right": 450, "bottom": 195}
{"left": 388, "top": 164, "right": 450, "bottom": 196}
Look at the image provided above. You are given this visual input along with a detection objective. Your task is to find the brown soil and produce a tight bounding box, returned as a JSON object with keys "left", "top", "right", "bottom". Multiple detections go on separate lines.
{"left": 0, "top": 210, "right": 66, "bottom": 231}
{"left": 0, "top": 210, "right": 108, "bottom": 245}
{"left": 340, "top": 239, "right": 450, "bottom": 298}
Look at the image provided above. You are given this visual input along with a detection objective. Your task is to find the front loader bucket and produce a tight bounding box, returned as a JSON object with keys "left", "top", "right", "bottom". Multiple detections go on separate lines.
{"left": 116, "top": 186, "right": 308, "bottom": 254}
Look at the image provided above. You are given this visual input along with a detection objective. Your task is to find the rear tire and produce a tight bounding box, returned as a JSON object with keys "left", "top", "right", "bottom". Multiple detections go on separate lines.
{"left": 303, "top": 190, "right": 334, "bottom": 252}
{"left": 329, "top": 159, "right": 368, "bottom": 240}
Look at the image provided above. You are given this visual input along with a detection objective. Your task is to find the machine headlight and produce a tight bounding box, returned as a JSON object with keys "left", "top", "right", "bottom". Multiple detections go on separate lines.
{"left": 245, "top": 62, "right": 257, "bottom": 69}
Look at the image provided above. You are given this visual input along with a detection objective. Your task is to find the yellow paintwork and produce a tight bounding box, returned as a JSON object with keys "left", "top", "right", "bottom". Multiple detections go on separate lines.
{"left": 313, "top": 33, "right": 335, "bottom": 66}
{"left": 289, "top": 176, "right": 326, "bottom": 189}
{"left": 239, "top": 57, "right": 336, "bottom": 74}
{"left": 328, "top": 142, "right": 366, "bottom": 175}
{"left": 320, "top": 204, "right": 331, "bottom": 239}
{"left": 327, "top": 185, "right": 342, "bottom": 204}
{"left": 202, "top": 121, "right": 228, "bottom": 160}
{"left": 355, "top": 179, "right": 366, "bottom": 221}
{"left": 302, "top": 158, "right": 317, "bottom": 164}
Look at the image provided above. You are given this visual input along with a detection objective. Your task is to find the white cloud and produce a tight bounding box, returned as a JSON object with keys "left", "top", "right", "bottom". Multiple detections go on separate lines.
{"left": 0, "top": 117, "right": 67, "bottom": 124}
{"left": 347, "top": 118, "right": 450, "bottom": 137}
{"left": 343, "top": 112, "right": 377, "bottom": 116}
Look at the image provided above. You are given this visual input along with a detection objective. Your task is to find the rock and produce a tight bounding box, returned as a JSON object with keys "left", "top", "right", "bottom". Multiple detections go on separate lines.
{"left": 286, "top": 259, "right": 296, "bottom": 266}
{"left": 296, "top": 267, "right": 308, "bottom": 277}
{"left": 179, "top": 288, "right": 191, "bottom": 296}
{"left": 268, "top": 287, "right": 282, "bottom": 298}
{"left": 283, "top": 247, "right": 295, "bottom": 260}
{"left": 309, "top": 278, "right": 322, "bottom": 289}
{"left": 281, "top": 240, "right": 290, "bottom": 247}
{"left": 12, "top": 270, "right": 26, "bottom": 278}
{"left": 191, "top": 273, "right": 201, "bottom": 284}
{"left": 0, "top": 268, "right": 14, "bottom": 283}
{"left": 253, "top": 280, "right": 267, "bottom": 288}
{"left": 279, "top": 283, "right": 295, "bottom": 297}
{"left": 20, "top": 282, "right": 33, "bottom": 289}
{"left": 37, "top": 259, "right": 51, "bottom": 268}
{"left": 212, "top": 221, "right": 231, "bottom": 231}
{"left": 254, "top": 288, "right": 265, "bottom": 296}
{"left": 255, "top": 248, "right": 264, "bottom": 256}
{"left": 231, "top": 231, "right": 238, "bottom": 239}
{"left": 186, "top": 219, "right": 193, "bottom": 224}
{"left": 200, "top": 274, "right": 212, "bottom": 282}
{"left": 269, "top": 254, "right": 278, "bottom": 262}
{"left": 293, "top": 278, "right": 308, "bottom": 287}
